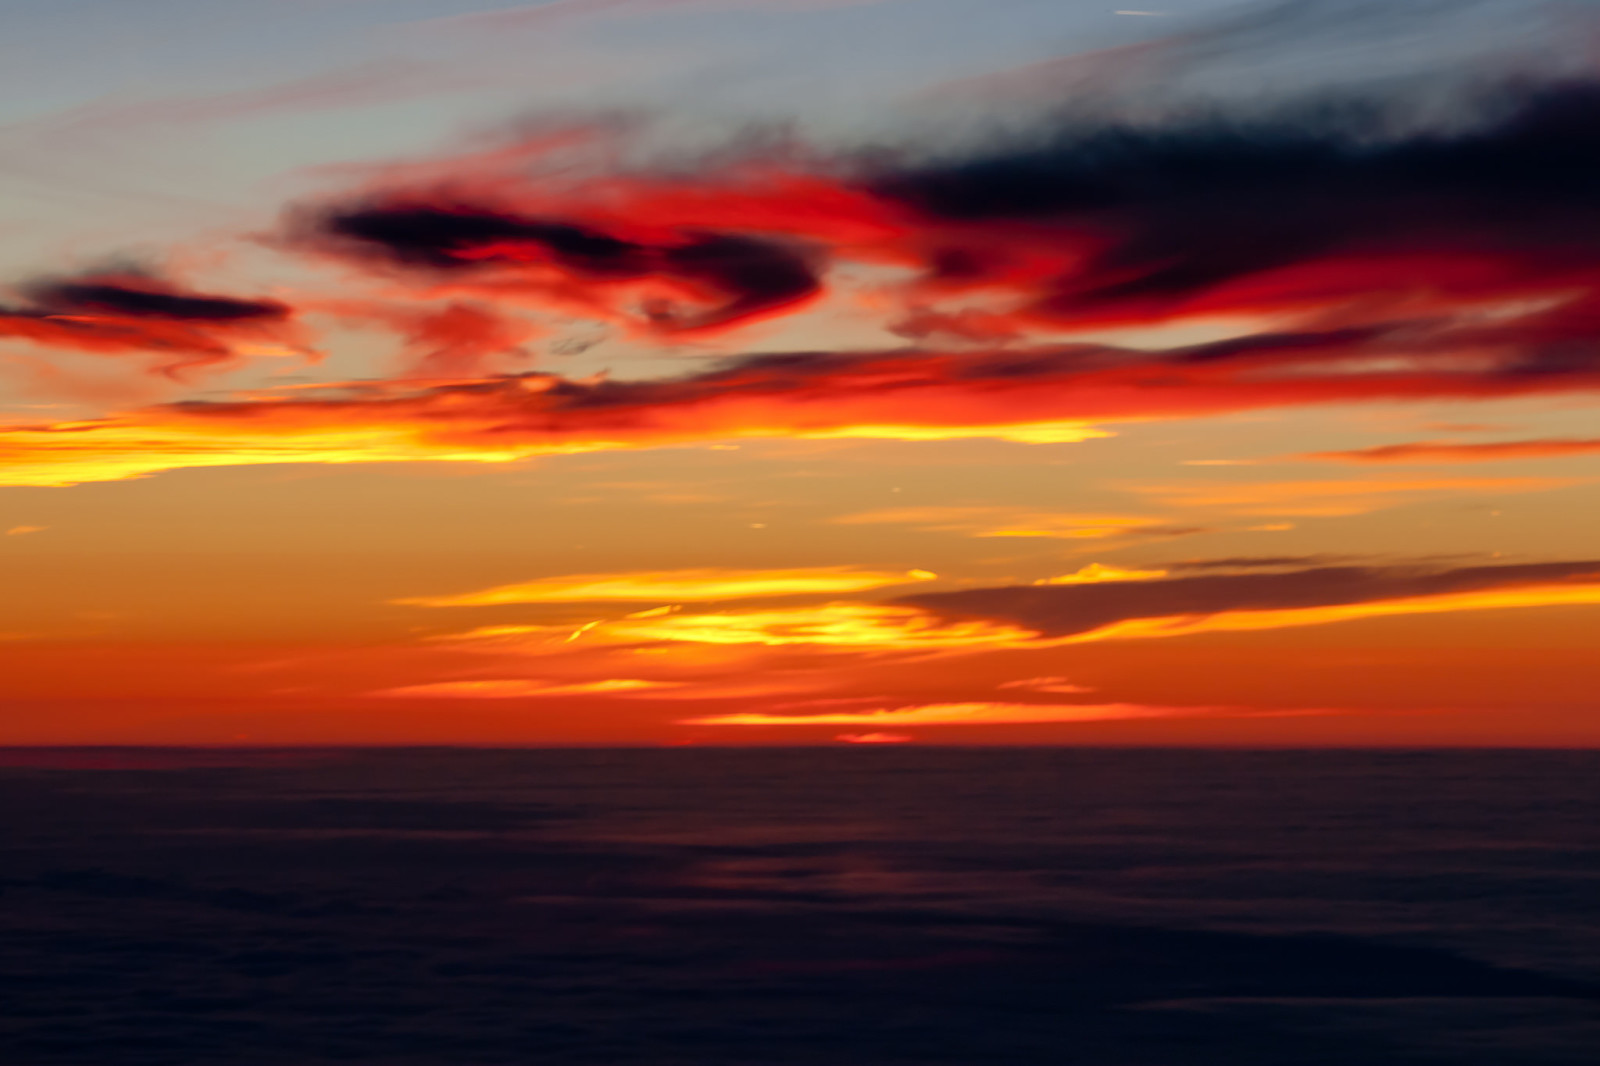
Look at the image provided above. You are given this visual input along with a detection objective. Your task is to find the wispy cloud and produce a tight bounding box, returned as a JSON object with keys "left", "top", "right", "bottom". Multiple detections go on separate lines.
{"left": 580, "top": 602, "right": 1041, "bottom": 649}
{"left": 397, "top": 566, "right": 936, "bottom": 606}
{"left": 1302, "top": 438, "right": 1600, "bottom": 464}
{"left": 682, "top": 701, "right": 1191, "bottom": 726}
{"left": 902, "top": 559, "right": 1600, "bottom": 644}
{"left": 996, "top": 676, "right": 1093, "bottom": 694}
{"left": 832, "top": 507, "right": 1196, "bottom": 540}
{"left": 374, "top": 678, "right": 684, "bottom": 698}
{"left": 1132, "top": 476, "right": 1587, "bottom": 516}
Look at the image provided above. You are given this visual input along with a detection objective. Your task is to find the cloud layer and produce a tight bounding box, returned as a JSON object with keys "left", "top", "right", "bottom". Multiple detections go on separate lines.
{"left": 12, "top": 74, "right": 1600, "bottom": 481}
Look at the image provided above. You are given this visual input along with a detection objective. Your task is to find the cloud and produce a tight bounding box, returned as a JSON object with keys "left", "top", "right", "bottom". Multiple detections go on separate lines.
{"left": 0, "top": 270, "right": 304, "bottom": 379}
{"left": 900, "top": 559, "right": 1600, "bottom": 642}
{"left": 585, "top": 602, "right": 1042, "bottom": 649}
{"left": 1302, "top": 438, "right": 1600, "bottom": 464}
{"left": 1163, "top": 554, "right": 1363, "bottom": 571}
{"left": 681, "top": 701, "right": 1191, "bottom": 726}
{"left": 397, "top": 566, "right": 937, "bottom": 606}
{"left": 424, "top": 558, "right": 1600, "bottom": 656}
{"left": 5, "top": 317, "right": 1600, "bottom": 487}
{"left": 996, "top": 676, "right": 1094, "bottom": 694}
{"left": 1033, "top": 563, "right": 1168, "bottom": 584}
{"left": 834, "top": 732, "right": 914, "bottom": 743}
{"left": 831, "top": 507, "right": 1197, "bottom": 540}
{"left": 305, "top": 199, "right": 823, "bottom": 335}
{"left": 867, "top": 84, "right": 1600, "bottom": 328}
{"left": 4, "top": 525, "right": 45, "bottom": 536}
{"left": 373, "top": 678, "right": 683, "bottom": 698}
{"left": 322, "top": 299, "right": 544, "bottom": 377}
{"left": 1132, "top": 475, "right": 1587, "bottom": 516}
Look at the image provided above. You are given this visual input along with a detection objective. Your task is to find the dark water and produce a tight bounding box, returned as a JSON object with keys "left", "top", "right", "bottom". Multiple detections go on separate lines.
{"left": 0, "top": 748, "right": 1595, "bottom": 1064}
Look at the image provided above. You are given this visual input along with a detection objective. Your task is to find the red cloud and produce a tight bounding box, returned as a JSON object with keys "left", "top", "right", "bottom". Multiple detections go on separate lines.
{"left": 0, "top": 271, "right": 306, "bottom": 379}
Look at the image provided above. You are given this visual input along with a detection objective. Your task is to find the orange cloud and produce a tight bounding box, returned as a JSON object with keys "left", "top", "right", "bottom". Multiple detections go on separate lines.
{"left": 682, "top": 701, "right": 1191, "bottom": 726}
{"left": 1133, "top": 476, "right": 1588, "bottom": 516}
{"left": 1051, "top": 582, "right": 1600, "bottom": 644}
{"left": 996, "top": 677, "right": 1094, "bottom": 694}
{"left": 1302, "top": 438, "right": 1600, "bottom": 464}
{"left": 0, "top": 362, "right": 1117, "bottom": 488}
{"left": 417, "top": 561, "right": 1600, "bottom": 656}
{"left": 586, "top": 602, "right": 1043, "bottom": 649}
{"left": 1034, "top": 563, "right": 1168, "bottom": 585}
{"left": 626, "top": 575, "right": 1600, "bottom": 651}
{"left": 374, "top": 678, "right": 683, "bottom": 698}
{"left": 833, "top": 507, "right": 1192, "bottom": 540}
{"left": 399, "top": 566, "right": 937, "bottom": 606}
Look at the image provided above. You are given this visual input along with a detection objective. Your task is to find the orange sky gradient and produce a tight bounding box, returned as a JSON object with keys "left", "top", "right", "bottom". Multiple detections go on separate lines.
{"left": 2, "top": 1, "right": 1599, "bottom": 747}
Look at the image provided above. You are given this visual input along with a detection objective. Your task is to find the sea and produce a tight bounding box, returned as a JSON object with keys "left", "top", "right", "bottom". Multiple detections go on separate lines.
{"left": 0, "top": 747, "right": 1595, "bottom": 1064}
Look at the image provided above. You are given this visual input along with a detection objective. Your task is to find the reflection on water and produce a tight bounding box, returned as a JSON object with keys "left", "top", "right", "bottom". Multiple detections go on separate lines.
{"left": 0, "top": 748, "right": 1595, "bottom": 1064}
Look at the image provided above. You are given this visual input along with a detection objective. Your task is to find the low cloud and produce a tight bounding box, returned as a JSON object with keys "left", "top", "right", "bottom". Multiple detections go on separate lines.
{"left": 832, "top": 506, "right": 1198, "bottom": 541}
{"left": 373, "top": 678, "right": 683, "bottom": 698}
{"left": 397, "top": 566, "right": 937, "bottom": 607}
{"left": 901, "top": 559, "right": 1600, "bottom": 641}
{"left": 996, "top": 676, "right": 1094, "bottom": 694}
{"left": 1303, "top": 438, "right": 1600, "bottom": 464}
{"left": 1132, "top": 476, "right": 1587, "bottom": 516}
{"left": 681, "top": 701, "right": 1190, "bottom": 726}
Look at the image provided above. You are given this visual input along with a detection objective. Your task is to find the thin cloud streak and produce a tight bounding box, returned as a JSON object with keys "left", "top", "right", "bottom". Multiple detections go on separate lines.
{"left": 1132, "top": 476, "right": 1589, "bottom": 516}
{"left": 374, "top": 678, "right": 684, "bottom": 698}
{"left": 681, "top": 701, "right": 1197, "bottom": 726}
{"left": 902, "top": 560, "right": 1600, "bottom": 641}
{"left": 1303, "top": 438, "right": 1600, "bottom": 463}
{"left": 397, "top": 566, "right": 938, "bottom": 606}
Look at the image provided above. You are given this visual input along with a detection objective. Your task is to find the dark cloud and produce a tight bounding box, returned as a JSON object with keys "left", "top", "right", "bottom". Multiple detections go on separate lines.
{"left": 899, "top": 561, "right": 1600, "bottom": 638}
{"left": 325, "top": 205, "right": 649, "bottom": 274}
{"left": 868, "top": 80, "right": 1600, "bottom": 328}
{"left": 266, "top": 75, "right": 1600, "bottom": 390}
{"left": 312, "top": 201, "right": 819, "bottom": 333}
{"left": 0, "top": 272, "right": 295, "bottom": 377}
{"left": 27, "top": 279, "right": 287, "bottom": 323}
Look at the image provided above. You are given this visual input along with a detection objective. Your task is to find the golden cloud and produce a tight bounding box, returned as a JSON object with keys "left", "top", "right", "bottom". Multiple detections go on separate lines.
{"left": 398, "top": 566, "right": 938, "bottom": 606}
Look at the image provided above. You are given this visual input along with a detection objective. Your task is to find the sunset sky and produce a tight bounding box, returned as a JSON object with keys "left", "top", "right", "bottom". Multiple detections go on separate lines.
{"left": 3, "top": 0, "right": 1598, "bottom": 746}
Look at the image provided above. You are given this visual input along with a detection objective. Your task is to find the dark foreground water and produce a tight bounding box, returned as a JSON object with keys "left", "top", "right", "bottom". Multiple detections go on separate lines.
{"left": 0, "top": 748, "right": 1595, "bottom": 1065}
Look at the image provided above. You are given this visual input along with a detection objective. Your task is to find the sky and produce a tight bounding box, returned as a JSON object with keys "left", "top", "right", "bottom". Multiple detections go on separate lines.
{"left": 2, "top": 0, "right": 1599, "bottom": 746}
